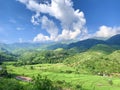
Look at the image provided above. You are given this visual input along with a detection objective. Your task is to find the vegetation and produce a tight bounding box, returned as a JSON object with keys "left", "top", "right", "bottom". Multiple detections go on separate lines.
{"left": 0, "top": 48, "right": 17, "bottom": 62}
{"left": 64, "top": 45, "right": 120, "bottom": 75}
{"left": 3, "top": 63, "right": 120, "bottom": 90}
{"left": 0, "top": 74, "right": 60, "bottom": 90}
{"left": 0, "top": 34, "right": 120, "bottom": 90}
{"left": 0, "top": 65, "right": 8, "bottom": 77}
{"left": 15, "top": 49, "right": 70, "bottom": 65}
{"left": 0, "top": 78, "right": 24, "bottom": 90}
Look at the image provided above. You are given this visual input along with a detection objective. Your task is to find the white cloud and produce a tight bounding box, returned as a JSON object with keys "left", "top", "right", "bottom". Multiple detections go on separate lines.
{"left": 94, "top": 25, "right": 120, "bottom": 39}
{"left": 18, "top": 0, "right": 86, "bottom": 42}
{"left": 16, "top": 0, "right": 28, "bottom": 4}
{"left": 33, "top": 33, "right": 50, "bottom": 42}
{"left": 31, "top": 13, "right": 41, "bottom": 25}
{"left": 41, "top": 16, "right": 58, "bottom": 40}
{"left": 33, "top": 16, "right": 58, "bottom": 41}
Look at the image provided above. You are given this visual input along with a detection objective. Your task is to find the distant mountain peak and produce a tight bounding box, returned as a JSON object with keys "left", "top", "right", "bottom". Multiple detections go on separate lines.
{"left": 107, "top": 34, "right": 120, "bottom": 45}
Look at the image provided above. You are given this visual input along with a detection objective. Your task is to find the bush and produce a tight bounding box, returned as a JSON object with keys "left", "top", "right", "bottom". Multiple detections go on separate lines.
{"left": 76, "top": 84, "right": 82, "bottom": 89}
{"left": 32, "top": 74, "right": 57, "bottom": 90}
{"left": 0, "top": 78, "right": 23, "bottom": 90}
{"left": 0, "top": 65, "right": 8, "bottom": 77}
{"left": 108, "top": 79, "right": 113, "bottom": 86}
{"left": 30, "top": 66, "right": 34, "bottom": 70}
{"left": 65, "top": 70, "right": 73, "bottom": 73}
{"left": 56, "top": 80, "right": 65, "bottom": 84}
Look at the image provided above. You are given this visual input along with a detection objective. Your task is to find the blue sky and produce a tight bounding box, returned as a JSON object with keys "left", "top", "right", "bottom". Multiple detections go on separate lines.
{"left": 0, "top": 0, "right": 120, "bottom": 43}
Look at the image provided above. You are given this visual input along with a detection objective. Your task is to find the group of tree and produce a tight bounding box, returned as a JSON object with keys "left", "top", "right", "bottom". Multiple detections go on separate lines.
{"left": 0, "top": 47, "right": 17, "bottom": 63}
{"left": 15, "top": 49, "right": 73, "bottom": 66}
{"left": 64, "top": 45, "right": 120, "bottom": 75}
{"left": 0, "top": 74, "right": 61, "bottom": 90}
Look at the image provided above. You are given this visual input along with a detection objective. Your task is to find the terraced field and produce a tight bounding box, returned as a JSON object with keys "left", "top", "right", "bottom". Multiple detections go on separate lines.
{"left": 5, "top": 62, "right": 120, "bottom": 90}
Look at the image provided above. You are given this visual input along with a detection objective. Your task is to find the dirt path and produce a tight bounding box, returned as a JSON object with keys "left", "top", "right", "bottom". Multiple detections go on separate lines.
{"left": 16, "top": 76, "right": 32, "bottom": 82}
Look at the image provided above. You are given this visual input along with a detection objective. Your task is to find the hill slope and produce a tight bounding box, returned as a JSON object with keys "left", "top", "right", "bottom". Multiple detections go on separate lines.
{"left": 64, "top": 44, "right": 120, "bottom": 75}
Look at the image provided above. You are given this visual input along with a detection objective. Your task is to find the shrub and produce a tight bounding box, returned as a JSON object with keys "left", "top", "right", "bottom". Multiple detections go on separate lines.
{"left": 65, "top": 70, "right": 73, "bottom": 73}
{"left": 0, "top": 65, "right": 8, "bottom": 77}
{"left": 108, "top": 79, "right": 113, "bottom": 86}
{"left": 32, "top": 74, "right": 56, "bottom": 90}
{"left": 30, "top": 66, "right": 34, "bottom": 70}
{"left": 75, "top": 84, "right": 82, "bottom": 89}
{"left": 56, "top": 80, "right": 65, "bottom": 84}
{"left": 0, "top": 78, "right": 23, "bottom": 90}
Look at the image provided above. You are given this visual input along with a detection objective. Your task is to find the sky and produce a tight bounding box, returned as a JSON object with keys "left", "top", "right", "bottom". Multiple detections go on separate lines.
{"left": 0, "top": 0, "right": 120, "bottom": 43}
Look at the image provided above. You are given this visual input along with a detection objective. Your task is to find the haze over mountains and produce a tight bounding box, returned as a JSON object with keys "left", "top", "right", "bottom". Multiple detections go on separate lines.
{"left": 0, "top": 34, "right": 120, "bottom": 52}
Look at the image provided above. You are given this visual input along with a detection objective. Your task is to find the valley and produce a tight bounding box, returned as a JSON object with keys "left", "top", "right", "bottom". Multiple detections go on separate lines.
{"left": 0, "top": 34, "right": 120, "bottom": 90}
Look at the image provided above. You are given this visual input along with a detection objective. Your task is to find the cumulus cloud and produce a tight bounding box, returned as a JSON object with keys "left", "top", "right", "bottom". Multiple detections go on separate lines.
{"left": 33, "top": 33, "right": 50, "bottom": 42}
{"left": 31, "top": 13, "right": 41, "bottom": 25}
{"left": 18, "top": 0, "right": 86, "bottom": 42}
{"left": 94, "top": 25, "right": 120, "bottom": 39}
{"left": 33, "top": 16, "right": 59, "bottom": 41}
{"left": 41, "top": 16, "right": 58, "bottom": 40}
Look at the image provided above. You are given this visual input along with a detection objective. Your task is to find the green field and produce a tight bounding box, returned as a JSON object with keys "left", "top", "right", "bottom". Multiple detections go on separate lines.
{"left": 4, "top": 62, "right": 120, "bottom": 90}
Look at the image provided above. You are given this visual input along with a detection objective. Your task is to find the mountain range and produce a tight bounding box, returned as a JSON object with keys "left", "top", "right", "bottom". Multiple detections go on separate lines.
{"left": 45, "top": 34, "right": 120, "bottom": 51}
{"left": 0, "top": 34, "right": 120, "bottom": 52}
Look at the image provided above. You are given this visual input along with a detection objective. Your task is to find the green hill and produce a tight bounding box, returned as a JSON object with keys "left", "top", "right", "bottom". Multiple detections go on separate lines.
{"left": 0, "top": 48, "right": 16, "bottom": 62}
{"left": 89, "top": 44, "right": 115, "bottom": 54}
{"left": 64, "top": 45, "right": 120, "bottom": 75}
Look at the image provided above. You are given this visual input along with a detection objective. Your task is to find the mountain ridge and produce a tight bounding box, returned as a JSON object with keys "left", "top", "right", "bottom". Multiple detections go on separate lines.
{"left": 0, "top": 34, "right": 120, "bottom": 51}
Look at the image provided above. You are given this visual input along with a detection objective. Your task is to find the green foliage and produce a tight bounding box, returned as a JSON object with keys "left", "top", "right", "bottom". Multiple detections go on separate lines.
{"left": 89, "top": 44, "right": 115, "bottom": 54}
{"left": 5, "top": 63, "right": 120, "bottom": 90}
{"left": 0, "top": 74, "right": 59, "bottom": 90}
{"left": 0, "top": 47, "right": 17, "bottom": 62}
{"left": 0, "top": 65, "right": 8, "bottom": 77}
{"left": 0, "top": 78, "right": 24, "bottom": 90}
{"left": 15, "top": 50, "right": 70, "bottom": 65}
{"left": 64, "top": 46, "right": 120, "bottom": 75}
{"left": 32, "top": 74, "right": 56, "bottom": 90}
{"left": 108, "top": 79, "right": 113, "bottom": 86}
{"left": 30, "top": 66, "right": 34, "bottom": 70}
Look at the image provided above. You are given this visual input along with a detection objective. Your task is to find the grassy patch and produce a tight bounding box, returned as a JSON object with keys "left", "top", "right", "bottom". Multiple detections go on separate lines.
{"left": 5, "top": 62, "right": 120, "bottom": 90}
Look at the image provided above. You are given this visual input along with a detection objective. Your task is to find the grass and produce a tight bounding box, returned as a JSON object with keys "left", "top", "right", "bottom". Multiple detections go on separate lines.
{"left": 4, "top": 62, "right": 120, "bottom": 90}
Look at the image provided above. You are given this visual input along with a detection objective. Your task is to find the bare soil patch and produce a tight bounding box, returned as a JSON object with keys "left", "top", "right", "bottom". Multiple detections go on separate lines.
{"left": 16, "top": 76, "right": 32, "bottom": 82}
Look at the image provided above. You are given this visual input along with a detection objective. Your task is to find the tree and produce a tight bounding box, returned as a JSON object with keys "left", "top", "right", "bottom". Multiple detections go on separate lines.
{"left": 32, "top": 74, "right": 58, "bottom": 90}
{"left": 0, "top": 65, "right": 8, "bottom": 77}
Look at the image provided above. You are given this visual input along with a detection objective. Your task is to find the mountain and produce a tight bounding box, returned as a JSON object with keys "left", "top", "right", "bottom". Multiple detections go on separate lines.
{"left": 45, "top": 43, "right": 67, "bottom": 50}
{"left": 0, "top": 47, "right": 16, "bottom": 62}
{"left": 67, "top": 39, "right": 106, "bottom": 51}
{"left": 106, "top": 34, "right": 120, "bottom": 45}
{"left": 9, "top": 43, "right": 42, "bottom": 49}
{"left": 66, "top": 34, "right": 120, "bottom": 51}
{"left": 0, "top": 43, "right": 9, "bottom": 50}
{"left": 89, "top": 44, "right": 115, "bottom": 54}
{"left": 0, "top": 34, "right": 120, "bottom": 52}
